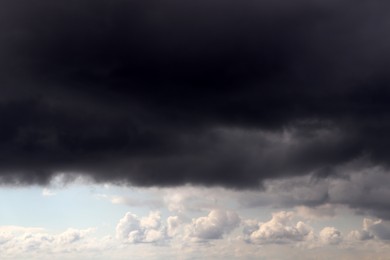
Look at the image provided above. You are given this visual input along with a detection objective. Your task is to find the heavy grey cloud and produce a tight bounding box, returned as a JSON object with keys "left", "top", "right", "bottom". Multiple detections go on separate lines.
{"left": 238, "top": 161, "right": 390, "bottom": 219}
{"left": 1, "top": 0, "right": 390, "bottom": 188}
{"left": 351, "top": 218, "right": 390, "bottom": 241}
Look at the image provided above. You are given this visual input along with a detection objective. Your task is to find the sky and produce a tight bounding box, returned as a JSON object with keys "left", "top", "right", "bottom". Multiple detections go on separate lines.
{"left": 1, "top": 0, "right": 390, "bottom": 259}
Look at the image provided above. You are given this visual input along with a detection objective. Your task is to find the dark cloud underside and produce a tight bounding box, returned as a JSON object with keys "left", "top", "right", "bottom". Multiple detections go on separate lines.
{"left": 1, "top": 0, "right": 390, "bottom": 188}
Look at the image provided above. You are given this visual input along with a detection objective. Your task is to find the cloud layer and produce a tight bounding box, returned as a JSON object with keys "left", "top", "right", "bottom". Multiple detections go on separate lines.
{"left": 238, "top": 161, "right": 390, "bottom": 219}
{"left": 2, "top": 208, "right": 390, "bottom": 259}
{"left": 1, "top": 0, "right": 390, "bottom": 188}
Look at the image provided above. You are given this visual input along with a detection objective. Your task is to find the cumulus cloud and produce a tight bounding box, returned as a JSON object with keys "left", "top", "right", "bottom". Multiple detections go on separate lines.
{"left": 187, "top": 209, "right": 240, "bottom": 240}
{"left": 56, "top": 228, "right": 92, "bottom": 245}
{"left": 2, "top": 210, "right": 389, "bottom": 259}
{"left": 116, "top": 209, "right": 240, "bottom": 244}
{"left": 348, "top": 229, "right": 374, "bottom": 241}
{"left": 243, "top": 211, "right": 313, "bottom": 245}
{"left": 349, "top": 218, "right": 390, "bottom": 241}
{"left": 0, "top": 226, "right": 98, "bottom": 258}
{"left": 319, "top": 227, "right": 343, "bottom": 245}
{"left": 116, "top": 211, "right": 174, "bottom": 244}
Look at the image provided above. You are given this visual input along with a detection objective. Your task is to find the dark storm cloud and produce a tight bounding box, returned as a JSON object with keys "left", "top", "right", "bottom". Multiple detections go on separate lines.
{"left": 1, "top": 0, "right": 390, "bottom": 188}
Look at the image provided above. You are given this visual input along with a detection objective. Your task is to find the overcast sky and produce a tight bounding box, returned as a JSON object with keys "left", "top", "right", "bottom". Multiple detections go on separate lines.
{"left": 1, "top": 0, "right": 390, "bottom": 259}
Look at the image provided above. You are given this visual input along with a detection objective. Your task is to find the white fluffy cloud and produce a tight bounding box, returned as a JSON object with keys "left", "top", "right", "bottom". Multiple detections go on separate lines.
{"left": 0, "top": 226, "right": 99, "bottom": 258}
{"left": 319, "top": 227, "right": 343, "bottom": 245}
{"left": 56, "top": 228, "right": 91, "bottom": 244}
{"left": 186, "top": 209, "right": 240, "bottom": 240}
{"left": 2, "top": 208, "right": 388, "bottom": 260}
{"left": 116, "top": 211, "right": 169, "bottom": 244}
{"left": 243, "top": 211, "right": 313, "bottom": 244}
{"left": 116, "top": 209, "right": 241, "bottom": 244}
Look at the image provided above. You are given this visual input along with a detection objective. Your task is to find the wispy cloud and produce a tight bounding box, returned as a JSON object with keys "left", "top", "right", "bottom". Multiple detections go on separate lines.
{"left": 42, "top": 188, "right": 56, "bottom": 197}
